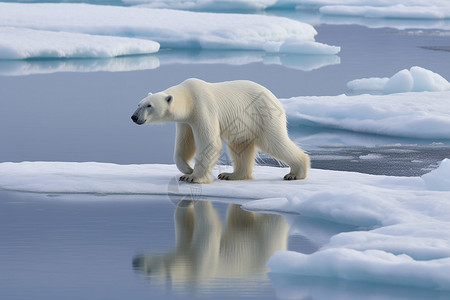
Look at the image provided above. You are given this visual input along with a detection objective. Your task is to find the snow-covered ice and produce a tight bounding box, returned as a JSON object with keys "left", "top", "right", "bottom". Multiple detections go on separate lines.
{"left": 263, "top": 39, "right": 340, "bottom": 55}
{"left": 297, "top": 0, "right": 450, "bottom": 5}
{"left": 122, "top": 0, "right": 450, "bottom": 22}
{"left": 0, "top": 3, "right": 339, "bottom": 59}
{"left": 0, "top": 162, "right": 447, "bottom": 226}
{"left": 284, "top": 67, "right": 450, "bottom": 141}
{"left": 0, "top": 27, "right": 160, "bottom": 59}
{"left": 0, "top": 160, "right": 449, "bottom": 289}
{"left": 267, "top": 248, "right": 450, "bottom": 289}
{"left": 422, "top": 158, "right": 450, "bottom": 191}
{"left": 123, "top": 0, "right": 450, "bottom": 12}
{"left": 320, "top": 4, "right": 450, "bottom": 20}
{"left": 282, "top": 90, "right": 450, "bottom": 139}
{"left": 347, "top": 66, "right": 450, "bottom": 94}
{"left": 123, "top": 0, "right": 278, "bottom": 11}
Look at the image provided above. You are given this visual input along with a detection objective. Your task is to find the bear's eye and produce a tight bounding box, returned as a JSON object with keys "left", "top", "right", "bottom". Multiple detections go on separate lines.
{"left": 146, "top": 104, "right": 152, "bottom": 108}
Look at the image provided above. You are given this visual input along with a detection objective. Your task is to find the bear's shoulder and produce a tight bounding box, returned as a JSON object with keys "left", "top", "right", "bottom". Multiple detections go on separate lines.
{"left": 181, "top": 78, "right": 207, "bottom": 87}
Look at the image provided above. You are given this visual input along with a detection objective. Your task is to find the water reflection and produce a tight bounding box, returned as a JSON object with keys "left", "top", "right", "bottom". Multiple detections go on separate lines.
{"left": 133, "top": 200, "right": 288, "bottom": 290}
{"left": 0, "top": 50, "right": 340, "bottom": 76}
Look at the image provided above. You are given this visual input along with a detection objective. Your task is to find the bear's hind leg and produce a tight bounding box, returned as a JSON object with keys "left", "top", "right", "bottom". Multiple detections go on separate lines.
{"left": 259, "top": 137, "right": 310, "bottom": 180}
{"left": 218, "top": 141, "right": 256, "bottom": 180}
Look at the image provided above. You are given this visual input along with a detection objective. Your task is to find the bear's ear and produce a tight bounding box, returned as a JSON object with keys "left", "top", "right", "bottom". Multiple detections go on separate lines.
{"left": 148, "top": 92, "right": 152, "bottom": 96}
{"left": 166, "top": 95, "right": 173, "bottom": 104}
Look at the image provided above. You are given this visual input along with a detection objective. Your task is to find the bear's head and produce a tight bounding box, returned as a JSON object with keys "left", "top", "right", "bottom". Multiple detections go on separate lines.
{"left": 131, "top": 92, "right": 173, "bottom": 125}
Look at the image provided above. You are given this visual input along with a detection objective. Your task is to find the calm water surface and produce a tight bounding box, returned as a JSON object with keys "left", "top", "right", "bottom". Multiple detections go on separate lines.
{"left": 2, "top": 192, "right": 448, "bottom": 300}
{"left": 0, "top": 192, "right": 343, "bottom": 299}
{"left": 1, "top": 24, "right": 450, "bottom": 299}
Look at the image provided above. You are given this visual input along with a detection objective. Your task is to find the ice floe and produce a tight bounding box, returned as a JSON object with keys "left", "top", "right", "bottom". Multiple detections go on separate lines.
{"left": 0, "top": 161, "right": 447, "bottom": 226}
{"left": 0, "top": 160, "right": 449, "bottom": 289}
{"left": 422, "top": 158, "right": 450, "bottom": 191}
{"left": 123, "top": 0, "right": 450, "bottom": 13}
{"left": 267, "top": 248, "right": 450, "bottom": 289}
{"left": 124, "top": 0, "right": 278, "bottom": 11}
{"left": 263, "top": 39, "right": 340, "bottom": 55}
{"left": 282, "top": 90, "right": 450, "bottom": 139}
{"left": 122, "top": 0, "right": 450, "bottom": 24}
{"left": 0, "top": 27, "right": 160, "bottom": 59}
{"left": 320, "top": 4, "right": 450, "bottom": 20}
{"left": 347, "top": 66, "right": 450, "bottom": 94}
{"left": 0, "top": 2, "right": 339, "bottom": 59}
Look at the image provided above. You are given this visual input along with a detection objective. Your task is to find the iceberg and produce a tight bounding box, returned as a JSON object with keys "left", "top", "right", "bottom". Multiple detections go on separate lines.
{"left": 0, "top": 160, "right": 449, "bottom": 289}
{"left": 0, "top": 27, "right": 160, "bottom": 59}
{"left": 0, "top": 3, "right": 339, "bottom": 58}
{"left": 347, "top": 67, "right": 450, "bottom": 94}
{"left": 282, "top": 91, "right": 450, "bottom": 139}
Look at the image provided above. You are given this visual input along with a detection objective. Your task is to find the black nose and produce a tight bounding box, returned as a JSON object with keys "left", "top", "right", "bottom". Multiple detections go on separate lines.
{"left": 132, "top": 255, "right": 143, "bottom": 270}
{"left": 131, "top": 115, "right": 138, "bottom": 123}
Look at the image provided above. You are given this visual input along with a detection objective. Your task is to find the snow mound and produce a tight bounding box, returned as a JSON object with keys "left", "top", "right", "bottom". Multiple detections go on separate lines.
{"left": 0, "top": 27, "right": 160, "bottom": 59}
{"left": 347, "top": 67, "right": 450, "bottom": 94}
{"left": 422, "top": 158, "right": 450, "bottom": 191}
{"left": 1, "top": 161, "right": 450, "bottom": 289}
{"left": 320, "top": 4, "right": 450, "bottom": 19}
{"left": 0, "top": 3, "right": 339, "bottom": 58}
{"left": 281, "top": 91, "right": 450, "bottom": 139}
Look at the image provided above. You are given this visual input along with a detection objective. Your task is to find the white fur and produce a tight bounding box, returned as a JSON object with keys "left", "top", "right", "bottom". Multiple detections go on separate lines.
{"left": 131, "top": 78, "right": 310, "bottom": 183}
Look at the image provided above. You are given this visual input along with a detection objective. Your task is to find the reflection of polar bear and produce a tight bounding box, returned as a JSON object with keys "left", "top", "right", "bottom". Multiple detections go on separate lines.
{"left": 133, "top": 201, "right": 288, "bottom": 284}
{"left": 131, "top": 78, "right": 310, "bottom": 183}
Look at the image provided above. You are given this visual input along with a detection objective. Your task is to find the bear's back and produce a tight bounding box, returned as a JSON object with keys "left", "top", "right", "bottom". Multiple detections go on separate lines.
{"left": 177, "top": 78, "right": 286, "bottom": 133}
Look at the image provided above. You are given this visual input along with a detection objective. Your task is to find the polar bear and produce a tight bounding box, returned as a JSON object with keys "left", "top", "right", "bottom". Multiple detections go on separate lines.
{"left": 131, "top": 78, "right": 310, "bottom": 183}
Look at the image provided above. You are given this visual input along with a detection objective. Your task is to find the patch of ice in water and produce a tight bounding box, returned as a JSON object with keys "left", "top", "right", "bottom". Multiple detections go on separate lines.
{"left": 282, "top": 90, "right": 450, "bottom": 139}
{"left": 359, "top": 153, "right": 383, "bottom": 160}
{"left": 347, "top": 66, "right": 450, "bottom": 94}
{"left": 0, "top": 27, "right": 160, "bottom": 59}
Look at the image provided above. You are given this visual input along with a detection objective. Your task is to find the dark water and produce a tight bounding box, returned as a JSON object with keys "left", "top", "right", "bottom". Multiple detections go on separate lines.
{"left": 1, "top": 23, "right": 450, "bottom": 300}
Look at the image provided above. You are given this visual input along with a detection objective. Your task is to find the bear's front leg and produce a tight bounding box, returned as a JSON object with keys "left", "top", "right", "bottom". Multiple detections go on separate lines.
{"left": 174, "top": 123, "right": 196, "bottom": 175}
{"left": 179, "top": 132, "right": 221, "bottom": 184}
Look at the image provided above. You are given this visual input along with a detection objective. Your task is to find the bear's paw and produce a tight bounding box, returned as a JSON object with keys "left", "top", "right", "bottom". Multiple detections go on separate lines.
{"left": 283, "top": 173, "right": 298, "bottom": 180}
{"left": 179, "top": 174, "right": 211, "bottom": 184}
{"left": 218, "top": 172, "right": 253, "bottom": 181}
